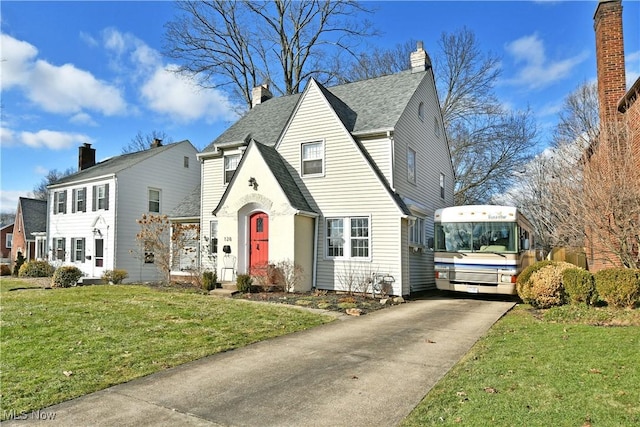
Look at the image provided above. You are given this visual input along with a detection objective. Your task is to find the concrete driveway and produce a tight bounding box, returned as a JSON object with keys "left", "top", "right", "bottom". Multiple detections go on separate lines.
{"left": 2, "top": 294, "right": 515, "bottom": 427}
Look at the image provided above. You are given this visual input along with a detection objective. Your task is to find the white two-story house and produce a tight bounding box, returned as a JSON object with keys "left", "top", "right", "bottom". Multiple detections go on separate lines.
{"left": 198, "top": 43, "right": 454, "bottom": 296}
{"left": 47, "top": 140, "right": 200, "bottom": 282}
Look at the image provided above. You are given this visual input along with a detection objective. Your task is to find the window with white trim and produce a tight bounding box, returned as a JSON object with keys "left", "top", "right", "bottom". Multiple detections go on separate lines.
{"left": 326, "top": 216, "right": 370, "bottom": 259}
{"left": 409, "top": 217, "right": 425, "bottom": 246}
{"left": 93, "top": 184, "right": 109, "bottom": 211}
{"left": 71, "top": 238, "right": 85, "bottom": 262}
{"left": 6, "top": 233, "right": 12, "bottom": 248}
{"left": 54, "top": 238, "right": 66, "bottom": 261}
{"left": 73, "top": 188, "right": 86, "bottom": 213}
{"left": 301, "top": 141, "right": 324, "bottom": 176}
{"left": 209, "top": 220, "right": 218, "bottom": 254}
{"left": 54, "top": 191, "right": 67, "bottom": 214}
{"left": 224, "top": 154, "right": 241, "bottom": 184}
{"left": 148, "top": 188, "right": 161, "bottom": 213}
{"left": 407, "top": 147, "right": 416, "bottom": 183}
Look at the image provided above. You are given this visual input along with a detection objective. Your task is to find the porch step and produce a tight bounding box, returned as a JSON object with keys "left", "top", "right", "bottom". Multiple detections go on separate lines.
{"left": 208, "top": 281, "right": 238, "bottom": 297}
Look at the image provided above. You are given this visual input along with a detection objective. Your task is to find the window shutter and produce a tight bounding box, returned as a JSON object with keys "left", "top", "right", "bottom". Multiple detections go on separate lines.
{"left": 62, "top": 190, "right": 67, "bottom": 214}
{"left": 104, "top": 184, "right": 110, "bottom": 210}
{"left": 82, "top": 187, "right": 87, "bottom": 212}
{"left": 71, "top": 238, "right": 76, "bottom": 260}
{"left": 92, "top": 186, "right": 97, "bottom": 211}
{"left": 81, "top": 238, "right": 86, "bottom": 261}
{"left": 53, "top": 193, "right": 58, "bottom": 215}
{"left": 72, "top": 190, "right": 77, "bottom": 213}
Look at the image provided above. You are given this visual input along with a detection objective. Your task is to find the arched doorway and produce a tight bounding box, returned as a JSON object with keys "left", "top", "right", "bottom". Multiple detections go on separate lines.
{"left": 249, "top": 212, "right": 269, "bottom": 274}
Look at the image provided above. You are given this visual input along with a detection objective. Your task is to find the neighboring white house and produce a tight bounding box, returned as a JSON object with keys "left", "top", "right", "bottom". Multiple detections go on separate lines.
{"left": 198, "top": 43, "right": 454, "bottom": 296}
{"left": 47, "top": 140, "right": 201, "bottom": 282}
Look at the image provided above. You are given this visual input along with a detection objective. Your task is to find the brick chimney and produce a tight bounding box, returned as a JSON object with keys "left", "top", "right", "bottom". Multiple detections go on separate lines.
{"left": 410, "top": 41, "right": 431, "bottom": 73}
{"left": 594, "top": 0, "right": 626, "bottom": 125}
{"left": 251, "top": 84, "right": 273, "bottom": 108}
{"left": 78, "top": 143, "right": 96, "bottom": 171}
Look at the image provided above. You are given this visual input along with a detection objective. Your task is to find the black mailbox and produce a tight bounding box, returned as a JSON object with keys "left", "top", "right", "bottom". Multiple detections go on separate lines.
{"left": 222, "top": 245, "right": 231, "bottom": 254}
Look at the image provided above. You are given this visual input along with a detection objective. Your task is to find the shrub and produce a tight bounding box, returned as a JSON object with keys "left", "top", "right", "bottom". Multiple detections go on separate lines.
{"left": 52, "top": 266, "right": 83, "bottom": 288}
{"left": 102, "top": 269, "right": 129, "bottom": 284}
{"left": 563, "top": 268, "right": 597, "bottom": 306}
{"left": 18, "top": 260, "right": 55, "bottom": 278}
{"left": 202, "top": 271, "right": 217, "bottom": 291}
{"left": 595, "top": 268, "right": 640, "bottom": 309}
{"left": 516, "top": 260, "right": 557, "bottom": 303}
{"left": 526, "top": 262, "right": 575, "bottom": 309}
{"left": 13, "top": 252, "right": 26, "bottom": 276}
{"left": 1, "top": 265, "right": 11, "bottom": 276}
{"left": 236, "top": 274, "right": 253, "bottom": 293}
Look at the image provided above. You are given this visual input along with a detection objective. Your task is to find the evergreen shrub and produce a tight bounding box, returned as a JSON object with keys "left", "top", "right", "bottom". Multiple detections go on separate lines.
{"left": 594, "top": 268, "right": 640, "bottom": 308}
{"left": 52, "top": 266, "right": 83, "bottom": 288}
{"left": 18, "top": 260, "right": 55, "bottom": 278}
{"left": 563, "top": 268, "right": 597, "bottom": 306}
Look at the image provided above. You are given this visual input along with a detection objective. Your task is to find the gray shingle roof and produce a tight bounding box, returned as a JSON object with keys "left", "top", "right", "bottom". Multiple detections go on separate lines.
{"left": 19, "top": 197, "right": 47, "bottom": 236}
{"left": 169, "top": 184, "right": 201, "bottom": 219}
{"left": 50, "top": 140, "right": 193, "bottom": 187}
{"left": 253, "top": 142, "right": 315, "bottom": 213}
{"left": 203, "top": 70, "right": 427, "bottom": 152}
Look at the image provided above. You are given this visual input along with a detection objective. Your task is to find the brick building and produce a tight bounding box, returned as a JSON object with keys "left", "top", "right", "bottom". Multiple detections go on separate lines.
{"left": 587, "top": 0, "right": 640, "bottom": 270}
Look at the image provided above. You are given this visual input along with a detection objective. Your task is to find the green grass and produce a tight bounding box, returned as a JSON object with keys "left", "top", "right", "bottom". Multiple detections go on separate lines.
{"left": 0, "top": 278, "right": 333, "bottom": 418}
{"left": 402, "top": 305, "right": 640, "bottom": 426}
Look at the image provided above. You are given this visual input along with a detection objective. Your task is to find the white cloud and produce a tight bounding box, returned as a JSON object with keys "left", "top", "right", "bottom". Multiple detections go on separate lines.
{"left": 504, "top": 33, "right": 589, "bottom": 90}
{"left": 0, "top": 190, "right": 33, "bottom": 213}
{"left": 70, "top": 112, "right": 98, "bottom": 126}
{"left": 0, "top": 33, "right": 127, "bottom": 116}
{"left": 0, "top": 33, "right": 38, "bottom": 89}
{"left": 34, "top": 165, "right": 49, "bottom": 175}
{"left": 19, "top": 129, "right": 93, "bottom": 150}
{"left": 28, "top": 60, "right": 126, "bottom": 115}
{"left": 0, "top": 127, "right": 16, "bottom": 145}
{"left": 140, "top": 65, "right": 238, "bottom": 123}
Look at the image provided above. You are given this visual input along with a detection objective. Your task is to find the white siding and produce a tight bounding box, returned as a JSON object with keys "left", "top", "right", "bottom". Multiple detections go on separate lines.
{"left": 115, "top": 142, "right": 200, "bottom": 282}
{"left": 277, "top": 81, "right": 405, "bottom": 295}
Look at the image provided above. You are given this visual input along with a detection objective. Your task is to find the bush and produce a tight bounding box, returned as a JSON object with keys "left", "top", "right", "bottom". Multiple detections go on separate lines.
{"left": 594, "top": 268, "right": 640, "bottom": 309}
{"left": 18, "top": 260, "right": 55, "bottom": 278}
{"left": 524, "top": 262, "right": 575, "bottom": 309}
{"left": 1, "top": 265, "right": 11, "bottom": 276}
{"left": 563, "top": 268, "right": 597, "bottom": 306}
{"left": 13, "top": 252, "right": 26, "bottom": 276}
{"left": 52, "top": 266, "right": 83, "bottom": 288}
{"left": 516, "top": 260, "right": 558, "bottom": 303}
{"left": 202, "top": 271, "right": 217, "bottom": 291}
{"left": 102, "top": 269, "right": 129, "bottom": 284}
{"left": 236, "top": 274, "right": 253, "bottom": 293}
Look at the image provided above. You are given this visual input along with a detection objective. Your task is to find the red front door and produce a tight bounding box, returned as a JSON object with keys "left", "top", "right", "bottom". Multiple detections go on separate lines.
{"left": 249, "top": 212, "right": 269, "bottom": 274}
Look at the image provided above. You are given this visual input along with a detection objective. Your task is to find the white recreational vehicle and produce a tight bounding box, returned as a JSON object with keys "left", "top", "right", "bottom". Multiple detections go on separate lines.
{"left": 432, "top": 205, "right": 537, "bottom": 295}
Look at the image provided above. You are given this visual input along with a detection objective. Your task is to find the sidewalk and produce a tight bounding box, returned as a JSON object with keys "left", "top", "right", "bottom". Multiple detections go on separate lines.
{"left": 2, "top": 295, "right": 515, "bottom": 426}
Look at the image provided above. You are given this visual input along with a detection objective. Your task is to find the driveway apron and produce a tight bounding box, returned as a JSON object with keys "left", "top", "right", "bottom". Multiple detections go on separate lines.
{"left": 2, "top": 295, "right": 515, "bottom": 427}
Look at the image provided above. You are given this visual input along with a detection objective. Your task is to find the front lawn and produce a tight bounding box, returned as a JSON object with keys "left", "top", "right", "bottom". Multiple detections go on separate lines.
{"left": 0, "top": 279, "right": 333, "bottom": 418}
{"left": 402, "top": 304, "right": 640, "bottom": 426}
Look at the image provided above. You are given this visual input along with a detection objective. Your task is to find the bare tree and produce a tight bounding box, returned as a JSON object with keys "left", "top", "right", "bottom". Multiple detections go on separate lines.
{"left": 337, "top": 41, "right": 414, "bottom": 83}
{"left": 32, "top": 168, "right": 75, "bottom": 200}
{"left": 343, "top": 27, "right": 537, "bottom": 205}
{"left": 552, "top": 81, "right": 599, "bottom": 149}
{"left": 164, "top": 0, "right": 375, "bottom": 110}
{"left": 122, "top": 130, "right": 173, "bottom": 154}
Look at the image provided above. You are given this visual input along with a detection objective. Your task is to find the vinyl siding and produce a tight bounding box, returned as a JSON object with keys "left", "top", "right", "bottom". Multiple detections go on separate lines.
{"left": 277, "top": 81, "right": 405, "bottom": 295}
{"left": 393, "top": 70, "right": 454, "bottom": 292}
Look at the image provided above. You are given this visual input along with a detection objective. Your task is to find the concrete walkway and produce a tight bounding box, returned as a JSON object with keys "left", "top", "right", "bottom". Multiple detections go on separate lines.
{"left": 3, "top": 295, "right": 515, "bottom": 427}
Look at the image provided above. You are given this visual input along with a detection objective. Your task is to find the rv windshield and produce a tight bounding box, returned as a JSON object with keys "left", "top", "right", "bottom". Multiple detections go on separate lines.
{"left": 434, "top": 222, "right": 517, "bottom": 253}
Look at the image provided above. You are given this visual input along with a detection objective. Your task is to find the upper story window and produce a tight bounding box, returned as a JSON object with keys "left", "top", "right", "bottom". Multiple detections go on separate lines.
{"left": 440, "top": 173, "right": 445, "bottom": 199}
{"left": 326, "top": 216, "right": 370, "bottom": 259}
{"left": 93, "top": 184, "right": 109, "bottom": 211}
{"left": 407, "top": 148, "right": 416, "bottom": 184}
{"left": 224, "top": 154, "right": 241, "bottom": 184}
{"left": 418, "top": 102, "right": 424, "bottom": 121}
{"left": 184, "top": 156, "right": 189, "bottom": 168}
{"left": 54, "top": 190, "right": 67, "bottom": 214}
{"left": 148, "top": 188, "right": 161, "bottom": 213}
{"left": 72, "top": 188, "right": 86, "bottom": 213}
{"left": 301, "top": 141, "right": 324, "bottom": 176}
{"left": 434, "top": 116, "right": 441, "bottom": 138}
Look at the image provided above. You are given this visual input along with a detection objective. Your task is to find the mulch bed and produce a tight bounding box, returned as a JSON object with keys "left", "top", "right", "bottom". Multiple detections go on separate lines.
{"left": 233, "top": 290, "right": 403, "bottom": 315}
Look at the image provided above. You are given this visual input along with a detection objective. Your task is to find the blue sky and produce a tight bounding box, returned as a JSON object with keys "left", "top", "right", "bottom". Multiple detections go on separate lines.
{"left": 1, "top": 0, "right": 639, "bottom": 214}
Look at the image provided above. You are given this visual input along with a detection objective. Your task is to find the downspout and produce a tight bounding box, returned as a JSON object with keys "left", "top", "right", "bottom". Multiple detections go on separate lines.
{"left": 388, "top": 130, "right": 395, "bottom": 191}
{"left": 312, "top": 215, "right": 319, "bottom": 289}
